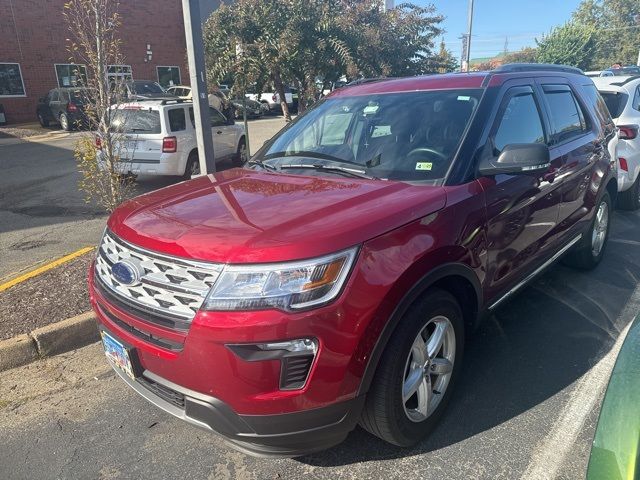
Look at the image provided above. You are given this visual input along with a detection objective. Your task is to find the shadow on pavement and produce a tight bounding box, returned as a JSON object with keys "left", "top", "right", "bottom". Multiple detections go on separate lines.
{"left": 299, "top": 209, "right": 640, "bottom": 467}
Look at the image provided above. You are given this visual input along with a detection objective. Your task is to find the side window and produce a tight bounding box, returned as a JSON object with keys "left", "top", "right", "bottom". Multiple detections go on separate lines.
{"left": 209, "top": 107, "right": 227, "bottom": 127}
{"left": 582, "top": 84, "right": 615, "bottom": 133}
{"left": 542, "top": 85, "right": 588, "bottom": 144}
{"left": 50, "top": 90, "right": 60, "bottom": 102}
{"left": 633, "top": 86, "right": 640, "bottom": 112}
{"left": 168, "top": 108, "right": 186, "bottom": 132}
{"left": 189, "top": 107, "right": 195, "bottom": 127}
{"left": 493, "top": 91, "right": 545, "bottom": 153}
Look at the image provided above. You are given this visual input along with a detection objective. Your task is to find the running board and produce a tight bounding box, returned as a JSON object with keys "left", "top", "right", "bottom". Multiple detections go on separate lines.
{"left": 488, "top": 234, "right": 583, "bottom": 310}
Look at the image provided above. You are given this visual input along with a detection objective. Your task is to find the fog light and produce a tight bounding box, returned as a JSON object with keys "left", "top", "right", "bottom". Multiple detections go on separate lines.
{"left": 227, "top": 338, "right": 318, "bottom": 390}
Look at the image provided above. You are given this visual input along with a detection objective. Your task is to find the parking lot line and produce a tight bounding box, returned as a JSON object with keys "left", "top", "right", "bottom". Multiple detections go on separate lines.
{"left": 521, "top": 282, "right": 640, "bottom": 480}
{"left": 0, "top": 246, "right": 94, "bottom": 293}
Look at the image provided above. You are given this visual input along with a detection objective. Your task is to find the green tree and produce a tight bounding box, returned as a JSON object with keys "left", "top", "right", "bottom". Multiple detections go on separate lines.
{"left": 536, "top": 21, "right": 596, "bottom": 70}
{"left": 503, "top": 47, "right": 539, "bottom": 64}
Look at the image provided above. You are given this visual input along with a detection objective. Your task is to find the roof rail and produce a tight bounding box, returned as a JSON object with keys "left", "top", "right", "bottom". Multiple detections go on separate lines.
{"left": 160, "top": 98, "right": 184, "bottom": 105}
{"left": 610, "top": 75, "right": 640, "bottom": 86}
{"left": 494, "top": 63, "right": 584, "bottom": 75}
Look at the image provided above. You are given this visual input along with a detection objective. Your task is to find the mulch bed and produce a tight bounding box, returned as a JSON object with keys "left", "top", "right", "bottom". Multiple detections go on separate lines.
{"left": 0, "top": 253, "right": 93, "bottom": 340}
{"left": 0, "top": 127, "right": 47, "bottom": 139}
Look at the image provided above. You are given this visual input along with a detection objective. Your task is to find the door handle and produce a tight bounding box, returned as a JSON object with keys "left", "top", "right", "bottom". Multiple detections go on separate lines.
{"left": 216, "top": 130, "right": 222, "bottom": 134}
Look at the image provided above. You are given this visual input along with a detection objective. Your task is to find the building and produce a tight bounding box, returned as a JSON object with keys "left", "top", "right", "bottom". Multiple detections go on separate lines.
{"left": 0, "top": 0, "right": 210, "bottom": 124}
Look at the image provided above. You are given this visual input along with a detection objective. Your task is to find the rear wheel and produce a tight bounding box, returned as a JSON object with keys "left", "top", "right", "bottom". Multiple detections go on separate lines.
{"left": 183, "top": 151, "right": 200, "bottom": 180}
{"left": 234, "top": 138, "right": 248, "bottom": 166}
{"left": 360, "top": 289, "right": 464, "bottom": 447}
{"left": 564, "top": 192, "right": 611, "bottom": 270}
{"left": 618, "top": 175, "right": 640, "bottom": 211}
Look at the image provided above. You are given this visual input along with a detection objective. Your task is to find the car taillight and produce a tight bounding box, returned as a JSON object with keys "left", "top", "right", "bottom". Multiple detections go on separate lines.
{"left": 67, "top": 102, "right": 78, "bottom": 112}
{"left": 95, "top": 135, "right": 102, "bottom": 150}
{"left": 619, "top": 157, "right": 628, "bottom": 172}
{"left": 162, "top": 136, "right": 177, "bottom": 153}
{"left": 618, "top": 125, "right": 638, "bottom": 140}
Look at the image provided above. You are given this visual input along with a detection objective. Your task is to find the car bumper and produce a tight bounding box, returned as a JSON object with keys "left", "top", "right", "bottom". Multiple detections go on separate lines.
{"left": 88, "top": 260, "right": 372, "bottom": 456}
{"left": 98, "top": 152, "right": 183, "bottom": 176}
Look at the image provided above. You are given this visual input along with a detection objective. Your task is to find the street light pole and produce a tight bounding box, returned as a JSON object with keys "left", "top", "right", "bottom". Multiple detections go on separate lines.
{"left": 181, "top": 0, "right": 215, "bottom": 175}
{"left": 464, "top": 0, "right": 475, "bottom": 72}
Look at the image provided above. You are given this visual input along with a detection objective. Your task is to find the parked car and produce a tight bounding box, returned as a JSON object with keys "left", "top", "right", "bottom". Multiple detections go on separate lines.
{"left": 229, "top": 95, "right": 264, "bottom": 119}
{"left": 245, "top": 84, "right": 293, "bottom": 112}
{"left": 122, "top": 80, "right": 175, "bottom": 101}
{"left": 587, "top": 314, "right": 640, "bottom": 480}
{"left": 585, "top": 70, "right": 614, "bottom": 78}
{"left": 594, "top": 76, "right": 640, "bottom": 210}
{"left": 165, "top": 85, "right": 192, "bottom": 100}
{"left": 604, "top": 66, "right": 640, "bottom": 77}
{"left": 89, "top": 64, "right": 617, "bottom": 457}
{"left": 100, "top": 99, "right": 246, "bottom": 178}
{"left": 36, "top": 87, "right": 89, "bottom": 130}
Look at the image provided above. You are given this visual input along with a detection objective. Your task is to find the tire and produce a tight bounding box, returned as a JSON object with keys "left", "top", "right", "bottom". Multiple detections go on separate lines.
{"left": 360, "top": 289, "right": 464, "bottom": 447}
{"left": 617, "top": 175, "right": 640, "bottom": 211}
{"left": 60, "top": 113, "right": 71, "bottom": 131}
{"left": 37, "top": 112, "right": 49, "bottom": 128}
{"left": 563, "top": 191, "right": 612, "bottom": 270}
{"left": 183, "top": 152, "right": 200, "bottom": 180}
{"left": 233, "top": 138, "right": 248, "bottom": 166}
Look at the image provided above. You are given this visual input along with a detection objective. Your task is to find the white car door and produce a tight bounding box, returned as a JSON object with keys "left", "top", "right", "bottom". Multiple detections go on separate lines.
{"left": 209, "top": 107, "right": 236, "bottom": 158}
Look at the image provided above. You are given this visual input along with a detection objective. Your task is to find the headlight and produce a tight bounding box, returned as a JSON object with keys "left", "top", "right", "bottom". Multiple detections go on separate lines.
{"left": 202, "top": 247, "right": 358, "bottom": 311}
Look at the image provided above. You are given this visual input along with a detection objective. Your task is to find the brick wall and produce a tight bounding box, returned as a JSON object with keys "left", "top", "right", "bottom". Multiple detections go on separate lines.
{"left": 0, "top": 0, "right": 190, "bottom": 124}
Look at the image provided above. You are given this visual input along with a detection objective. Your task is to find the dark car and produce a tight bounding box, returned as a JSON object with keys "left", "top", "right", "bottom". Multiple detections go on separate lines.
{"left": 122, "top": 80, "right": 175, "bottom": 101}
{"left": 230, "top": 96, "right": 263, "bottom": 119}
{"left": 89, "top": 64, "right": 617, "bottom": 457}
{"left": 36, "top": 87, "right": 89, "bottom": 130}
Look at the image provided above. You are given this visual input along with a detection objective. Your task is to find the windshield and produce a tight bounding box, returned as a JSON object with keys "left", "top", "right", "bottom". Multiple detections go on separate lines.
{"left": 111, "top": 108, "right": 161, "bottom": 134}
{"left": 599, "top": 91, "right": 628, "bottom": 119}
{"left": 253, "top": 89, "right": 481, "bottom": 182}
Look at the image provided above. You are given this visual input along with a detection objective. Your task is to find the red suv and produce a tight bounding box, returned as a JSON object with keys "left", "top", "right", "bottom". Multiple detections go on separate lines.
{"left": 89, "top": 64, "right": 618, "bottom": 457}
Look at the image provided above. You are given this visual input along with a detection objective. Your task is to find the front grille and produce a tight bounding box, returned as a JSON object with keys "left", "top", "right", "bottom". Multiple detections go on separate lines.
{"left": 137, "top": 375, "right": 185, "bottom": 409}
{"left": 95, "top": 231, "right": 222, "bottom": 325}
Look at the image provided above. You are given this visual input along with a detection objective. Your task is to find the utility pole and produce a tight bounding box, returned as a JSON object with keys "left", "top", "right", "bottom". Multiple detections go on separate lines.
{"left": 181, "top": 0, "right": 215, "bottom": 175}
{"left": 463, "top": 0, "right": 475, "bottom": 72}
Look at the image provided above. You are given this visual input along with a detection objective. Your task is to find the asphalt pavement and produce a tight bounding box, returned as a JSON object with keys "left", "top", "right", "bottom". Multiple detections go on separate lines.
{"left": 1, "top": 207, "right": 639, "bottom": 479}
{"left": 0, "top": 117, "right": 287, "bottom": 281}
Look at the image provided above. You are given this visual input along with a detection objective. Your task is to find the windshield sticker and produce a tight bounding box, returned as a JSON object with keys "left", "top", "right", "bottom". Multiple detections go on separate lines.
{"left": 415, "top": 162, "right": 433, "bottom": 171}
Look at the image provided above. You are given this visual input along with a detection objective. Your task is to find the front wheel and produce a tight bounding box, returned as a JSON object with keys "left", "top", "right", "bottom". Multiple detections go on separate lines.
{"left": 360, "top": 289, "right": 464, "bottom": 447}
{"left": 37, "top": 112, "right": 49, "bottom": 127}
{"left": 617, "top": 175, "right": 640, "bottom": 211}
{"left": 563, "top": 191, "right": 612, "bottom": 270}
{"left": 234, "top": 138, "right": 248, "bottom": 166}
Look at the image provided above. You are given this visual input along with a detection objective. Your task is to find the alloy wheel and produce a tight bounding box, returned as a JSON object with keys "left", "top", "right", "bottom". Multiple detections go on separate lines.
{"left": 591, "top": 200, "right": 609, "bottom": 257}
{"left": 402, "top": 315, "right": 456, "bottom": 423}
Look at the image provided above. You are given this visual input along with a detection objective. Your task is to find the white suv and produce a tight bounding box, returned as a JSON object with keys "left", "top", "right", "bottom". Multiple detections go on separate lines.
{"left": 105, "top": 99, "right": 247, "bottom": 179}
{"left": 594, "top": 76, "right": 640, "bottom": 210}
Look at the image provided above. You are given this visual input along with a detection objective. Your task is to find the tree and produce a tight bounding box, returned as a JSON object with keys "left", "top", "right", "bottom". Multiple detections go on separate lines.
{"left": 64, "top": 0, "right": 135, "bottom": 212}
{"left": 503, "top": 47, "right": 539, "bottom": 64}
{"left": 536, "top": 21, "right": 596, "bottom": 70}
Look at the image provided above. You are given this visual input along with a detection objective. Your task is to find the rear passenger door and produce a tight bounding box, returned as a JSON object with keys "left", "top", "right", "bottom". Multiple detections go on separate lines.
{"left": 536, "top": 79, "right": 602, "bottom": 239}
{"left": 49, "top": 89, "right": 61, "bottom": 121}
{"left": 479, "top": 82, "right": 563, "bottom": 301}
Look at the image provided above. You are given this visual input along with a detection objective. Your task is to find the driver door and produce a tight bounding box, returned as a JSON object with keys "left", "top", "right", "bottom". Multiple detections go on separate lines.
{"left": 478, "top": 83, "right": 563, "bottom": 303}
{"left": 209, "top": 107, "right": 235, "bottom": 158}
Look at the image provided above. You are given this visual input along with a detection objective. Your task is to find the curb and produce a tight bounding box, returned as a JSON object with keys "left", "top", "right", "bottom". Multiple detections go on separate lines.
{"left": 0, "top": 312, "right": 99, "bottom": 372}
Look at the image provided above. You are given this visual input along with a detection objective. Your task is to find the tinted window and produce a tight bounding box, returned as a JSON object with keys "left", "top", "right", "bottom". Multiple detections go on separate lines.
{"left": 543, "top": 86, "right": 588, "bottom": 143}
{"left": 111, "top": 109, "right": 162, "bottom": 134}
{"left": 168, "top": 108, "right": 186, "bottom": 132}
{"left": 132, "top": 81, "right": 164, "bottom": 95}
{"left": 633, "top": 86, "right": 640, "bottom": 112}
{"left": 209, "top": 107, "right": 227, "bottom": 126}
{"left": 597, "top": 91, "right": 627, "bottom": 119}
{"left": 493, "top": 92, "right": 545, "bottom": 152}
{"left": 255, "top": 89, "right": 481, "bottom": 182}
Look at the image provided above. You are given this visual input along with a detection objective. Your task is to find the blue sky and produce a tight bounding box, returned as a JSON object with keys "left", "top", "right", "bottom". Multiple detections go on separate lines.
{"left": 420, "top": 0, "right": 581, "bottom": 59}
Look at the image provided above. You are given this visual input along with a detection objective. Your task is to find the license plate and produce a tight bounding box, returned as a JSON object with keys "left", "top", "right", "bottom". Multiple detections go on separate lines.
{"left": 101, "top": 331, "right": 136, "bottom": 380}
{"left": 124, "top": 140, "right": 137, "bottom": 151}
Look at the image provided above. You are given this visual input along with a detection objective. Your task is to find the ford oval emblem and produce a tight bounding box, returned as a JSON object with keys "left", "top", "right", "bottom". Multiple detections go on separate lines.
{"left": 111, "top": 260, "right": 140, "bottom": 286}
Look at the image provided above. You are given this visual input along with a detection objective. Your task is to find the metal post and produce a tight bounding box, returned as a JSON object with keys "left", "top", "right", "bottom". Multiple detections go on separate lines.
{"left": 464, "top": 0, "right": 475, "bottom": 72}
{"left": 182, "top": 0, "right": 215, "bottom": 174}
{"left": 242, "top": 94, "right": 250, "bottom": 156}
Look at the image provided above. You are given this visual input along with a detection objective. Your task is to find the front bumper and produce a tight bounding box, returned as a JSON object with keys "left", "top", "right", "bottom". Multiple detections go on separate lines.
{"left": 106, "top": 350, "right": 364, "bottom": 457}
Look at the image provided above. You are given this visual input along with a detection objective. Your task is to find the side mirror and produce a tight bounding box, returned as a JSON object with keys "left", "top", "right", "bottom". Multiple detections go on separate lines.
{"left": 478, "top": 143, "right": 551, "bottom": 177}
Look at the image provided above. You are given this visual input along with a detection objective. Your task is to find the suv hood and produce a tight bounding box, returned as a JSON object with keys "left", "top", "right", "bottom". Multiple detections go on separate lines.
{"left": 108, "top": 169, "right": 446, "bottom": 263}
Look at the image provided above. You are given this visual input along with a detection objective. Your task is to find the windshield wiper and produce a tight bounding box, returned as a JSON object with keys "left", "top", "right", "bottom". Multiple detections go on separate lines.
{"left": 247, "top": 159, "right": 278, "bottom": 171}
{"left": 264, "top": 150, "right": 364, "bottom": 167}
{"left": 279, "top": 163, "right": 378, "bottom": 180}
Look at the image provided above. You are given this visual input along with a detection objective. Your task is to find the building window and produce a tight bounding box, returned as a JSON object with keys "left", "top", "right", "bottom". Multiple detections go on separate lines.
{"left": 0, "top": 63, "right": 26, "bottom": 97}
{"left": 156, "top": 66, "right": 181, "bottom": 88}
{"left": 107, "top": 65, "right": 133, "bottom": 83}
{"left": 55, "top": 64, "right": 87, "bottom": 87}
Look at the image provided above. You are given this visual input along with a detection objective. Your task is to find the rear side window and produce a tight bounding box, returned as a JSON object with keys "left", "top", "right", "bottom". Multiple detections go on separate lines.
{"left": 542, "top": 85, "right": 588, "bottom": 143}
{"left": 168, "top": 108, "right": 186, "bottom": 132}
{"left": 111, "top": 109, "right": 162, "bottom": 134}
{"left": 493, "top": 91, "right": 545, "bottom": 152}
{"left": 633, "top": 86, "right": 640, "bottom": 112}
{"left": 598, "top": 91, "right": 628, "bottom": 119}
